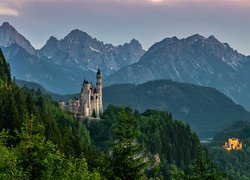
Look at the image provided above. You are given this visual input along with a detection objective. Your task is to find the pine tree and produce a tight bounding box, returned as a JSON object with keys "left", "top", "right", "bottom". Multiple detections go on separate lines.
{"left": 0, "top": 48, "right": 11, "bottom": 84}
{"left": 112, "top": 107, "right": 147, "bottom": 180}
{"left": 188, "top": 145, "right": 225, "bottom": 180}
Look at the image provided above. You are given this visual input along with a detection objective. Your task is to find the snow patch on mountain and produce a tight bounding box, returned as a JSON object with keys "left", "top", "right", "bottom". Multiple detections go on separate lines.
{"left": 89, "top": 46, "right": 102, "bottom": 54}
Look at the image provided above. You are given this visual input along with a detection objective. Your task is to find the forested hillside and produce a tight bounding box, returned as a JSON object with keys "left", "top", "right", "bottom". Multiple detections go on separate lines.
{"left": 0, "top": 49, "right": 223, "bottom": 179}
{"left": 36, "top": 80, "right": 250, "bottom": 138}
{"left": 102, "top": 81, "right": 250, "bottom": 137}
{"left": 208, "top": 121, "right": 250, "bottom": 179}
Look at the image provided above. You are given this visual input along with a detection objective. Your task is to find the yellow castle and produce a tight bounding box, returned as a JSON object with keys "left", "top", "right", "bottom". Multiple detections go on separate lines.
{"left": 223, "top": 138, "right": 242, "bottom": 151}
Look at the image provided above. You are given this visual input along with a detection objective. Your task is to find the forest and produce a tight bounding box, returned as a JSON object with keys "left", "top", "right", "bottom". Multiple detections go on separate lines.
{"left": 0, "top": 48, "right": 224, "bottom": 179}
{"left": 207, "top": 121, "right": 250, "bottom": 179}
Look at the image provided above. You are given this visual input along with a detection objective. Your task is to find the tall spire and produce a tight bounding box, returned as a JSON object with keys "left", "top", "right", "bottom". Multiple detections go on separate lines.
{"left": 97, "top": 68, "right": 101, "bottom": 75}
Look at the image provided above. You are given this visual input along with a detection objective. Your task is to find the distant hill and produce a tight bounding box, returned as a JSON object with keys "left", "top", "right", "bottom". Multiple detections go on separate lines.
{"left": 102, "top": 80, "right": 250, "bottom": 137}
{"left": 43, "top": 80, "right": 250, "bottom": 138}
{"left": 212, "top": 121, "right": 250, "bottom": 145}
{"left": 16, "top": 79, "right": 47, "bottom": 92}
{"left": 105, "top": 34, "right": 250, "bottom": 110}
{"left": 0, "top": 22, "right": 144, "bottom": 94}
{"left": 15, "top": 79, "right": 73, "bottom": 101}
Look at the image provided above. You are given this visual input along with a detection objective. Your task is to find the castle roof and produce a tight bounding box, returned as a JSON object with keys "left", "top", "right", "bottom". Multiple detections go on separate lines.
{"left": 83, "top": 78, "right": 90, "bottom": 84}
{"left": 97, "top": 68, "right": 101, "bottom": 75}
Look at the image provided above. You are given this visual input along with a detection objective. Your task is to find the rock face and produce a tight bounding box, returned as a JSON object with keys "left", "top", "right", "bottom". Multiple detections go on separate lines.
{"left": 39, "top": 29, "right": 145, "bottom": 77}
{"left": 105, "top": 34, "right": 250, "bottom": 110}
{"left": 0, "top": 22, "right": 36, "bottom": 55}
{"left": 0, "top": 22, "right": 145, "bottom": 94}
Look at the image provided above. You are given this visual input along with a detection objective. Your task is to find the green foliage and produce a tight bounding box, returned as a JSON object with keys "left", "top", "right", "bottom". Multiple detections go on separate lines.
{"left": 209, "top": 147, "right": 250, "bottom": 180}
{"left": 86, "top": 106, "right": 201, "bottom": 179}
{"left": 0, "top": 53, "right": 99, "bottom": 179}
{"left": 112, "top": 107, "right": 147, "bottom": 180}
{"left": 0, "top": 52, "right": 226, "bottom": 179}
{"left": 101, "top": 80, "right": 250, "bottom": 137}
{"left": 188, "top": 146, "right": 225, "bottom": 179}
{"left": 0, "top": 83, "right": 28, "bottom": 134}
{"left": 0, "top": 130, "right": 23, "bottom": 179}
{"left": 169, "top": 146, "right": 225, "bottom": 180}
{"left": 0, "top": 115, "right": 100, "bottom": 179}
{"left": 0, "top": 48, "right": 11, "bottom": 85}
{"left": 208, "top": 121, "right": 250, "bottom": 179}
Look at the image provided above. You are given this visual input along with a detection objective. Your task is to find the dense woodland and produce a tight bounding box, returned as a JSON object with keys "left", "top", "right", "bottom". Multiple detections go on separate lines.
{"left": 0, "top": 48, "right": 225, "bottom": 179}
{"left": 207, "top": 121, "right": 250, "bottom": 179}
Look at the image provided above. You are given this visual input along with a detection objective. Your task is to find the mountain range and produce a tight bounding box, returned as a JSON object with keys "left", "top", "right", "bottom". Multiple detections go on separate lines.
{"left": 105, "top": 34, "right": 250, "bottom": 110}
{"left": 0, "top": 22, "right": 144, "bottom": 93}
{"left": 2, "top": 22, "right": 250, "bottom": 111}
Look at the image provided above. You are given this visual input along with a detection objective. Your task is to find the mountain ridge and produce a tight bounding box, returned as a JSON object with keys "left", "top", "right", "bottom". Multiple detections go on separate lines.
{"left": 0, "top": 22, "right": 36, "bottom": 55}
{"left": 0, "top": 22, "right": 145, "bottom": 93}
{"left": 105, "top": 34, "right": 250, "bottom": 110}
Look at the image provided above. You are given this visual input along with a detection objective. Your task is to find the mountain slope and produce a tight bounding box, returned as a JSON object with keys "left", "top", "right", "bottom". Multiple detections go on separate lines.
{"left": 105, "top": 34, "right": 250, "bottom": 110}
{"left": 102, "top": 80, "right": 250, "bottom": 137}
{"left": 39, "top": 30, "right": 144, "bottom": 77}
{"left": 0, "top": 22, "right": 145, "bottom": 94}
{"left": 212, "top": 121, "right": 250, "bottom": 144}
{"left": 0, "top": 22, "right": 36, "bottom": 55}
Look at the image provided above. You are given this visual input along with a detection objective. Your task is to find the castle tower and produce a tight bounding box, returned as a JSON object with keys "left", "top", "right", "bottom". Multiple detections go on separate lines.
{"left": 96, "top": 68, "right": 103, "bottom": 115}
{"left": 80, "top": 79, "right": 92, "bottom": 117}
{"left": 59, "top": 100, "right": 65, "bottom": 111}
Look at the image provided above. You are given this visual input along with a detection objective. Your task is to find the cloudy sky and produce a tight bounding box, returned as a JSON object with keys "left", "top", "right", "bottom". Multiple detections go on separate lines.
{"left": 0, "top": 0, "right": 250, "bottom": 55}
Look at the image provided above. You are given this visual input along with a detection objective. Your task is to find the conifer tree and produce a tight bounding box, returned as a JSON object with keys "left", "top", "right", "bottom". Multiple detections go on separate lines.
{"left": 112, "top": 107, "right": 147, "bottom": 180}
{"left": 188, "top": 145, "right": 225, "bottom": 180}
{"left": 0, "top": 48, "right": 11, "bottom": 84}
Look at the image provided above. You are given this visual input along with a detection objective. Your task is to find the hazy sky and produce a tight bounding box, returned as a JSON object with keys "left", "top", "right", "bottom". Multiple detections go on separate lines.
{"left": 0, "top": 0, "right": 250, "bottom": 55}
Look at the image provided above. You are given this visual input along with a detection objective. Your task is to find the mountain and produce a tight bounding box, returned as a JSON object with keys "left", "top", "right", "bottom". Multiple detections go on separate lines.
{"left": 0, "top": 22, "right": 145, "bottom": 94}
{"left": 39, "top": 29, "right": 144, "bottom": 77}
{"left": 16, "top": 79, "right": 47, "bottom": 92}
{"left": 103, "top": 80, "right": 250, "bottom": 137}
{"left": 105, "top": 34, "right": 250, "bottom": 110}
{"left": 0, "top": 22, "right": 36, "bottom": 55}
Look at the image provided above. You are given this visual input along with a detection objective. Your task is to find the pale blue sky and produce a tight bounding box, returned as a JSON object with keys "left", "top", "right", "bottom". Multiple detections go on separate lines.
{"left": 0, "top": 0, "right": 250, "bottom": 55}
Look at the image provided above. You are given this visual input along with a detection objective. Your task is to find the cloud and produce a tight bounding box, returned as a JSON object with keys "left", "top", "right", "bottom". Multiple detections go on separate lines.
{"left": 0, "top": 5, "right": 19, "bottom": 16}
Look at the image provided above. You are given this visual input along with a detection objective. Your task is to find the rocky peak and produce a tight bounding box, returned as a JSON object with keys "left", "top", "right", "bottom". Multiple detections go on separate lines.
{"left": 2, "top": 22, "right": 11, "bottom": 29}
{"left": 47, "top": 36, "right": 58, "bottom": 44}
{"left": 129, "top": 38, "right": 140, "bottom": 46}
{"left": 186, "top": 34, "right": 206, "bottom": 43}
{"left": 0, "top": 22, "right": 36, "bottom": 55}
{"left": 145, "top": 36, "right": 179, "bottom": 56}
{"left": 64, "top": 29, "right": 92, "bottom": 42}
{"left": 40, "top": 36, "right": 59, "bottom": 58}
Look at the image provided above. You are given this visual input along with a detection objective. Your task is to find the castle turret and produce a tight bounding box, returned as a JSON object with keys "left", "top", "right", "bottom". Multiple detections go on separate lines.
{"left": 59, "top": 100, "right": 65, "bottom": 111}
{"left": 96, "top": 68, "right": 103, "bottom": 114}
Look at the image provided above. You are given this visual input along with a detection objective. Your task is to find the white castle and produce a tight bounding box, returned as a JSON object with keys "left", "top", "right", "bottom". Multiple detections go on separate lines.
{"left": 59, "top": 69, "right": 103, "bottom": 118}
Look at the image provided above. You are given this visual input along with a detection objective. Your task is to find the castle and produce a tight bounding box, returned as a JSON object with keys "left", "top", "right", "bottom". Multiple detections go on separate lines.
{"left": 223, "top": 138, "right": 243, "bottom": 151}
{"left": 59, "top": 69, "right": 103, "bottom": 118}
